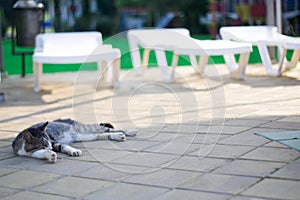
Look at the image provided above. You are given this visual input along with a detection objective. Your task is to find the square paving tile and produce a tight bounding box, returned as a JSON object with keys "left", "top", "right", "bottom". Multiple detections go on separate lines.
{"left": 144, "top": 142, "right": 200, "bottom": 155}
{"left": 74, "top": 140, "right": 162, "bottom": 151}
{"left": 0, "top": 167, "right": 18, "bottom": 177}
{"left": 240, "top": 147, "right": 300, "bottom": 162}
{"left": 0, "top": 156, "right": 52, "bottom": 169}
{"left": 219, "top": 133, "right": 269, "bottom": 146}
{"left": 242, "top": 178, "right": 300, "bottom": 199}
{"left": 33, "top": 176, "right": 113, "bottom": 198}
{"left": 189, "top": 144, "right": 255, "bottom": 159}
{"left": 75, "top": 163, "right": 150, "bottom": 181}
{"left": 270, "top": 161, "right": 300, "bottom": 180}
{"left": 196, "top": 125, "right": 251, "bottom": 135}
{"left": 0, "top": 170, "right": 60, "bottom": 189}
{"left": 34, "top": 159, "right": 98, "bottom": 175}
{"left": 214, "top": 159, "right": 285, "bottom": 177}
{"left": 180, "top": 173, "right": 259, "bottom": 195}
{"left": 84, "top": 182, "right": 169, "bottom": 200}
{"left": 153, "top": 189, "right": 230, "bottom": 200}
{"left": 67, "top": 148, "right": 132, "bottom": 163}
{"left": 165, "top": 155, "right": 228, "bottom": 172}
{"left": 0, "top": 187, "right": 20, "bottom": 199}
{"left": 111, "top": 152, "right": 178, "bottom": 167}
{"left": 223, "top": 119, "right": 268, "bottom": 127}
{"left": 1, "top": 191, "right": 70, "bottom": 200}
{"left": 124, "top": 168, "right": 201, "bottom": 188}
{"left": 229, "top": 196, "right": 266, "bottom": 200}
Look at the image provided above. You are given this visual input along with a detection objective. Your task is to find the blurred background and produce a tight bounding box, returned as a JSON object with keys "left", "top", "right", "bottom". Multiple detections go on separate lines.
{"left": 0, "top": 0, "right": 299, "bottom": 76}
{"left": 1, "top": 0, "right": 299, "bottom": 37}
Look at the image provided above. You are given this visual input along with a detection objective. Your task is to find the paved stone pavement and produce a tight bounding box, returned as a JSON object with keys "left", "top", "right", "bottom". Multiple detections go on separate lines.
{"left": 0, "top": 64, "right": 299, "bottom": 200}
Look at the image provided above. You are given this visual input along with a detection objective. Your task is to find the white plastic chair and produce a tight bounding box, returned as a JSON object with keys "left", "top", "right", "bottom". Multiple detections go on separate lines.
{"left": 127, "top": 28, "right": 252, "bottom": 81}
{"left": 32, "top": 32, "right": 120, "bottom": 92}
{"left": 220, "top": 26, "right": 300, "bottom": 76}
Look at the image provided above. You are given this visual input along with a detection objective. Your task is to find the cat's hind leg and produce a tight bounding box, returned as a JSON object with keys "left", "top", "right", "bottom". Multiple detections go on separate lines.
{"left": 76, "top": 132, "right": 126, "bottom": 142}
{"left": 53, "top": 143, "right": 82, "bottom": 157}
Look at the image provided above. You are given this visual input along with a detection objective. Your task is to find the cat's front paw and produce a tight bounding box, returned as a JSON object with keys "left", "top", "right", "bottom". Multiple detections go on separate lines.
{"left": 109, "top": 132, "right": 126, "bottom": 142}
{"left": 47, "top": 150, "right": 57, "bottom": 163}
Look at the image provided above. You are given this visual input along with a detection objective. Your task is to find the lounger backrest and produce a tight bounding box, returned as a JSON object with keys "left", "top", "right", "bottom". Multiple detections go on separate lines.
{"left": 34, "top": 32, "right": 103, "bottom": 54}
{"left": 128, "top": 28, "right": 192, "bottom": 49}
{"left": 220, "top": 26, "right": 279, "bottom": 43}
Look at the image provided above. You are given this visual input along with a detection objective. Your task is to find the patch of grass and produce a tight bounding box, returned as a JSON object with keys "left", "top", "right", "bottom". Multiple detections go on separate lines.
{"left": 1, "top": 35, "right": 293, "bottom": 75}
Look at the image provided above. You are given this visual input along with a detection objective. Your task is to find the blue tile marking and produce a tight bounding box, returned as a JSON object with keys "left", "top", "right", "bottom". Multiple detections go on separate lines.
{"left": 256, "top": 131, "right": 300, "bottom": 152}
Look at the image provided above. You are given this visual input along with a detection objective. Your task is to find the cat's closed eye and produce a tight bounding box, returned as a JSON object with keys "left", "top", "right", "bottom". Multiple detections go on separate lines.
{"left": 41, "top": 137, "right": 49, "bottom": 146}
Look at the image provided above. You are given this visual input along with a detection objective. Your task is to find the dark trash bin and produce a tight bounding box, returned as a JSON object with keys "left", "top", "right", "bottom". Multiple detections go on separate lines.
{"left": 13, "top": 0, "right": 43, "bottom": 47}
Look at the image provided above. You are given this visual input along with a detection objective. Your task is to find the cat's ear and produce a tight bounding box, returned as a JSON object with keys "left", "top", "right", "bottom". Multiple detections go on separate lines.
{"left": 23, "top": 130, "right": 32, "bottom": 140}
{"left": 38, "top": 122, "right": 48, "bottom": 132}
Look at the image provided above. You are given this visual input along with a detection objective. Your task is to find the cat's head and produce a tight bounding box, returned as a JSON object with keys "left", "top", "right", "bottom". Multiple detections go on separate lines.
{"left": 22, "top": 122, "right": 53, "bottom": 152}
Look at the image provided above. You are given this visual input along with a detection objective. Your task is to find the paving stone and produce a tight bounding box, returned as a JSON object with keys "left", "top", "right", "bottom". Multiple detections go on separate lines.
{"left": 0, "top": 156, "right": 51, "bottom": 169}
{"left": 242, "top": 178, "right": 300, "bottom": 199}
{"left": 67, "top": 148, "right": 132, "bottom": 163}
{"left": 84, "top": 182, "right": 169, "bottom": 200}
{"left": 34, "top": 159, "right": 98, "bottom": 175}
{"left": 218, "top": 133, "right": 269, "bottom": 146}
{"left": 73, "top": 139, "right": 162, "bottom": 152}
{"left": 139, "top": 132, "right": 185, "bottom": 142}
{"left": 241, "top": 147, "right": 300, "bottom": 162}
{"left": 270, "top": 161, "right": 300, "bottom": 180}
{"left": 165, "top": 155, "right": 228, "bottom": 172}
{"left": 75, "top": 163, "right": 150, "bottom": 181}
{"left": 153, "top": 189, "right": 231, "bottom": 200}
{"left": 223, "top": 119, "right": 269, "bottom": 127}
{"left": 33, "top": 176, "right": 113, "bottom": 198}
{"left": 111, "top": 152, "right": 178, "bottom": 167}
{"left": 180, "top": 173, "right": 259, "bottom": 195}
{"left": 229, "top": 196, "right": 267, "bottom": 200}
{"left": 124, "top": 168, "right": 201, "bottom": 188}
{"left": 0, "top": 191, "right": 70, "bottom": 200}
{"left": 263, "top": 141, "right": 290, "bottom": 148}
{"left": 0, "top": 141, "right": 11, "bottom": 148}
{"left": 196, "top": 125, "right": 251, "bottom": 135}
{"left": 0, "top": 170, "right": 60, "bottom": 189}
{"left": 144, "top": 142, "right": 200, "bottom": 155}
{"left": 189, "top": 144, "right": 255, "bottom": 159}
{"left": 0, "top": 166, "right": 18, "bottom": 177}
{"left": 0, "top": 187, "right": 20, "bottom": 198}
{"left": 214, "top": 159, "right": 285, "bottom": 177}
{"left": 259, "top": 120, "right": 300, "bottom": 130}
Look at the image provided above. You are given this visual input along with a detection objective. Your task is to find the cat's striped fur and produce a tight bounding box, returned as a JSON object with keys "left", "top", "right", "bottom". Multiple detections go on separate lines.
{"left": 12, "top": 119, "right": 137, "bottom": 163}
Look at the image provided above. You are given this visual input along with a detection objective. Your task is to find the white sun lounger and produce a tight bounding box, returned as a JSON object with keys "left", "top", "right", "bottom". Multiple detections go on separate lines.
{"left": 220, "top": 26, "right": 300, "bottom": 76}
{"left": 33, "top": 32, "right": 120, "bottom": 92}
{"left": 127, "top": 28, "right": 252, "bottom": 81}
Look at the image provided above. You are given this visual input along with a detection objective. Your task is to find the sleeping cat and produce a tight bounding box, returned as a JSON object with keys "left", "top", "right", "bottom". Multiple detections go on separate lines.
{"left": 12, "top": 119, "right": 137, "bottom": 163}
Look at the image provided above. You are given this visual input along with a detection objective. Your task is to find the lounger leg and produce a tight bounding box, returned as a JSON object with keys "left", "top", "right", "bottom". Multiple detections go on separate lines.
{"left": 198, "top": 56, "right": 209, "bottom": 74}
{"left": 278, "top": 48, "right": 287, "bottom": 73}
{"left": 33, "top": 62, "right": 42, "bottom": 92}
{"left": 230, "top": 52, "right": 250, "bottom": 80}
{"left": 170, "top": 53, "right": 179, "bottom": 82}
{"left": 223, "top": 54, "right": 237, "bottom": 72}
{"left": 257, "top": 44, "right": 280, "bottom": 76}
{"left": 111, "top": 58, "right": 120, "bottom": 87}
{"left": 142, "top": 49, "right": 150, "bottom": 71}
{"left": 288, "top": 50, "right": 300, "bottom": 69}
{"left": 155, "top": 49, "right": 170, "bottom": 82}
{"left": 97, "top": 60, "right": 105, "bottom": 85}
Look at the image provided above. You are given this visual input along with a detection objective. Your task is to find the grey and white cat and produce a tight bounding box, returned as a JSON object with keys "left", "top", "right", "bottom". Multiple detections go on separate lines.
{"left": 12, "top": 119, "right": 137, "bottom": 163}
